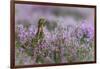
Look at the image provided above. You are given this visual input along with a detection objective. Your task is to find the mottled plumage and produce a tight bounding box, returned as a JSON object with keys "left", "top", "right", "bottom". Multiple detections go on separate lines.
{"left": 32, "top": 18, "right": 46, "bottom": 48}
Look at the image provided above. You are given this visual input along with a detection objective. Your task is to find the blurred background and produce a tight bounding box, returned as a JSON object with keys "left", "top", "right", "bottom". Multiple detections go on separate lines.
{"left": 15, "top": 4, "right": 94, "bottom": 31}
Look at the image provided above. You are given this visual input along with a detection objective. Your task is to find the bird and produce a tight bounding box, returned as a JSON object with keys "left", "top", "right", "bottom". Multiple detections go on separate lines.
{"left": 32, "top": 18, "right": 47, "bottom": 48}
{"left": 21, "top": 18, "right": 47, "bottom": 56}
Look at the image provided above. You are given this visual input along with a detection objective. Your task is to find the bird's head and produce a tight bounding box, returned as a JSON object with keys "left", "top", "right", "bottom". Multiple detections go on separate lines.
{"left": 38, "top": 18, "right": 47, "bottom": 28}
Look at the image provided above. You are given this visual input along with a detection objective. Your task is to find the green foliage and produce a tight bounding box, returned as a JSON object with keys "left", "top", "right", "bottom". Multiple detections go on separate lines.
{"left": 19, "top": 59, "right": 23, "bottom": 64}
{"left": 32, "top": 38, "right": 38, "bottom": 48}
{"left": 77, "top": 47, "right": 88, "bottom": 61}
{"left": 54, "top": 51, "right": 61, "bottom": 63}
{"left": 16, "top": 41, "right": 20, "bottom": 49}
{"left": 36, "top": 55, "right": 44, "bottom": 63}
{"left": 25, "top": 49, "right": 33, "bottom": 56}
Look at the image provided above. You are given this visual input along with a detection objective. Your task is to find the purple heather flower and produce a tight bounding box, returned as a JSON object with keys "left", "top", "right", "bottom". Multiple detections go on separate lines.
{"left": 28, "top": 25, "right": 36, "bottom": 38}
{"left": 17, "top": 24, "right": 27, "bottom": 44}
{"left": 18, "top": 24, "right": 24, "bottom": 31}
{"left": 25, "top": 32, "right": 28, "bottom": 37}
{"left": 76, "top": 28, "right": 83, "bottom": 39}
{"left": 87, "top": 24, "right": 94, "bottom": 39}
{"left": 81, "top": 20, "right": 87, "bottom": 29}
{"left": 81, "top": 20, "right": 94, "bottom": 39}
{"left": 62, "top": 32, "right": 68, "bottom": 39}
{"left": 17, "top": 24, "right": 38, "bottom": 44}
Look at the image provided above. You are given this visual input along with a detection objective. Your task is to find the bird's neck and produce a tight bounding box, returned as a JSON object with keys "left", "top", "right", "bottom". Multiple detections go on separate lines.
{"left": 37, "top": 26, "right": 44, "bottom": 35}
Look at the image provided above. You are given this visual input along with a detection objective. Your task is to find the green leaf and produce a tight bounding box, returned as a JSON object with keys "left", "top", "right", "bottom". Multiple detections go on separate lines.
{"left": 25, "top": 49, "right": 33, "bottom": 56}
